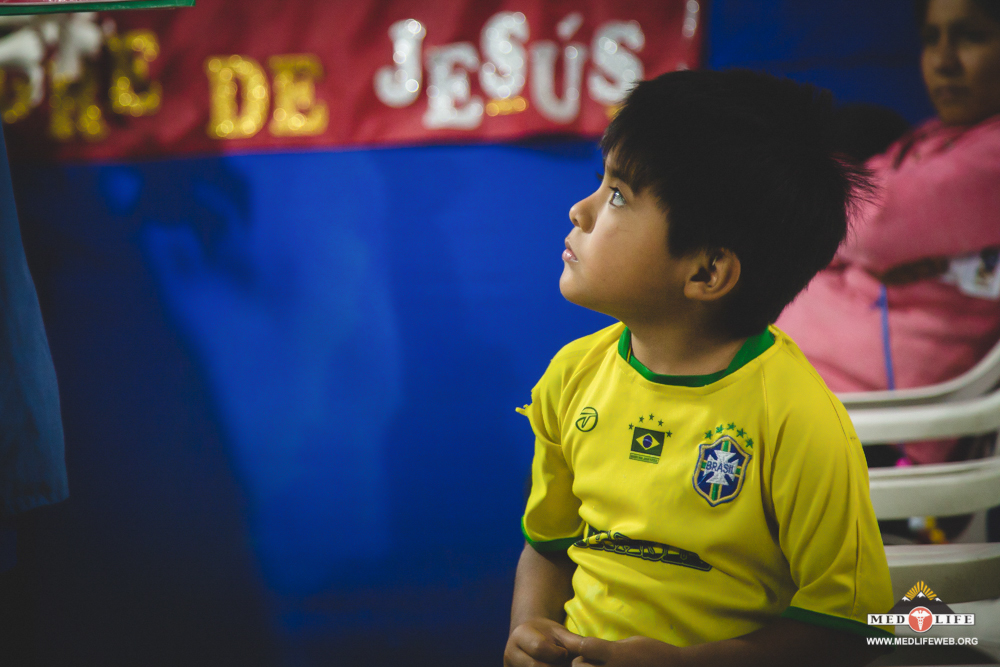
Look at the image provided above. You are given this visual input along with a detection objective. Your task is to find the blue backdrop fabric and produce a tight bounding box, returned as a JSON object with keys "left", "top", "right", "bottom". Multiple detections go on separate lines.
{"left": 9, "top": 1, "right": 938, "bottom": 663}
{"left": 14, "top": 140, "right": 614, "bottom": 662}
{"left": 707, "top": 0, "right": 936, "bottom": 124}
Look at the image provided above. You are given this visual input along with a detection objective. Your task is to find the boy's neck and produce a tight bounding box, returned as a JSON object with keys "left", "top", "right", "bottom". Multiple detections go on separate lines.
{"left": 625, "top": 318, "right": 749, "bottom": 378}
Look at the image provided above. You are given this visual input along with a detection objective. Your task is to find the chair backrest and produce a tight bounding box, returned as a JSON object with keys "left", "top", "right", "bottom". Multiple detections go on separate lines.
{"left": 871, "top": 454, "right": 1000, "bottom": 604}
{"left": 838, "top": 335, "right": 1000, "bottom": 409}
{"left": 855, "top": 385, "right": 1000, "bottom": 606}
{"left": 849, "top": 386, "right": 1000, "bottom": 443}
{"left": 869, "top": 454, "right": 1000, "bottom": 519}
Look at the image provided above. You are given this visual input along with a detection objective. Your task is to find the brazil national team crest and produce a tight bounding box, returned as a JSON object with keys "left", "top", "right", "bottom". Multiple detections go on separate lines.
{"left": 693, "top": 435, "right": 751, "bottom": 506}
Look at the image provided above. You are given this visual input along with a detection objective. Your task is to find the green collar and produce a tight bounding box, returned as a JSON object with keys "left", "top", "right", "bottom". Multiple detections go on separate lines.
{"left": 618, "top": 327, "right": 775, "bottom": 387}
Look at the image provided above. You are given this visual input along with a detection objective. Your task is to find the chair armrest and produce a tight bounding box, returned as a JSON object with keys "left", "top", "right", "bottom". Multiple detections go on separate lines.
{"left": 838, "top": 337, "right": 1000, "bottom": 409}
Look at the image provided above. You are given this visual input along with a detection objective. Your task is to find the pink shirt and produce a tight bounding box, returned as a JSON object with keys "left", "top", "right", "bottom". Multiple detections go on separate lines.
{"left": 777, "top": 115, "right": 1000, "bottom": 458}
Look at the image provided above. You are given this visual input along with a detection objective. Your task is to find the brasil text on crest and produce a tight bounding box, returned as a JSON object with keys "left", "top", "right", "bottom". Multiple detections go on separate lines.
{"left": 693, "top": 435, "right": 750, "bottom": 506}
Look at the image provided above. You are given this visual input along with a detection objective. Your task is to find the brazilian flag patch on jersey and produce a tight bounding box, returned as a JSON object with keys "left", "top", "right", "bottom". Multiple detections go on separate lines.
{"left": 693, "top": 436, "right": 750, "bottom": 506}
{"left": 629, "top": 427, "right": 666, "bottom": 463}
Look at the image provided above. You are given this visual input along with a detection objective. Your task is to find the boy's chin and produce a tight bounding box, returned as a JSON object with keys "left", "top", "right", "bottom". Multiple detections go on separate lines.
{"left": 559, "top": 274, "right": 584, "bottom": 305}
{"left": 559, "top": 278, "right": 615, "bottom": 318}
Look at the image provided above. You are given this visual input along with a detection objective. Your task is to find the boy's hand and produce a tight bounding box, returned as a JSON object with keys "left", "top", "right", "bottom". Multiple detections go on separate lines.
{"left": 504, "top": 618, "right": 576, "bottom": 667}
{"left": 549, "top": 629, "right": 680, "bottom": 667}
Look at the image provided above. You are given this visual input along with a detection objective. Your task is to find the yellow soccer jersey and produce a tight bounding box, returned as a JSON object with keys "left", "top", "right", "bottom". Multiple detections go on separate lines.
{"left": 517, "top": 322, "right": 893, "bottom": 646}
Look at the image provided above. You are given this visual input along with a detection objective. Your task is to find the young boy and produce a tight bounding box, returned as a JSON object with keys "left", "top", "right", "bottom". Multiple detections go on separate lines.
{"left": 505, "top": 70, "right": 894, "bottom": 667}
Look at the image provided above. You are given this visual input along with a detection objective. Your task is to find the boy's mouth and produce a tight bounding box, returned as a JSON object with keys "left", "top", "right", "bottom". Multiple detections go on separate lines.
{"left": 563, "top": 239, "right": 579, "bottom": 262}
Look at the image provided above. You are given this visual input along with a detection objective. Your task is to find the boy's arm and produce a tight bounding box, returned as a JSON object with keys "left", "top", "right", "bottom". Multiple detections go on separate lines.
{"left": 504, "top": 543, "right": 577, "bottom": 667}
{"left": 552, "top": 617, "right": 884, "bottom": 667}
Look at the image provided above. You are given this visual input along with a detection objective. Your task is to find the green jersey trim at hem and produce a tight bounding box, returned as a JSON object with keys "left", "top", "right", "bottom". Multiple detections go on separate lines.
{"left": 521, "top": 518, "right": 580, "bottom": 552}
{"left": 781, "top": 606, "right": 894, "bottom": 639}
{"left": 618, "top": 327, "right": 775, "bottom": 387}
{"left": 0, "top": 0, "right": 194, "bottom": 14}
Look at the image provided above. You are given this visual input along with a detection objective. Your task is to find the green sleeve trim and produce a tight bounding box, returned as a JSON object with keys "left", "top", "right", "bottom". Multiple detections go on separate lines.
{"left": 618, "top": 327, "right": 775, "bottom": 387}
{"left": 0, "top": 0, "right": 194, "bottom": 14}
{"left": 781, "top": 606, "right": 893, "bottom": 639}
{"left": 521, "top": 517, "right": 580, "bottom": 553}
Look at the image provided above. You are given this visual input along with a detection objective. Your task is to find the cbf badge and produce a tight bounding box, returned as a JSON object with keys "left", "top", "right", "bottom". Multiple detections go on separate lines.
{"left": 693, "top": 436, "right": 751, "bottom": 506}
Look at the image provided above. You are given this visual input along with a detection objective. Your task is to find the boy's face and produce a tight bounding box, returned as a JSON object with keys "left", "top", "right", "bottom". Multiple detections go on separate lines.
{"left": 561, "top": 155, "right": 690, "bottom": 322}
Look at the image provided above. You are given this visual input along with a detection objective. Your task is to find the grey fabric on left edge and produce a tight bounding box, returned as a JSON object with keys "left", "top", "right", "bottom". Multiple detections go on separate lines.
{"left": 0, "top": 126, "right": 67, "bottom": 519}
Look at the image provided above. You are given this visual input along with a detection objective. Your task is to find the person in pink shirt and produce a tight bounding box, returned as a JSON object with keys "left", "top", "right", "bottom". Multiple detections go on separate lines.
{"left": 777, "top": 0, "right": 1000, "bottom": 465}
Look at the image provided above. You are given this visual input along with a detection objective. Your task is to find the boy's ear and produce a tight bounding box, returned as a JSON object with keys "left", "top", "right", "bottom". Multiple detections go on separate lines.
{"left": 683, "top": 248, "right": 741, "bottom": 302}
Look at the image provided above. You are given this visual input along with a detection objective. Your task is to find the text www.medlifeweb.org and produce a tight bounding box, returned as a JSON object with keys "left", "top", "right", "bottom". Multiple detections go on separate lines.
{"left": 867, "top": 636, "right": 979, "bottom": 646}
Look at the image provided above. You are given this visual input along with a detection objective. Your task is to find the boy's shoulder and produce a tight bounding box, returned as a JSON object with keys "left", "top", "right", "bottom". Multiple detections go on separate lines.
{"left": 550, "top": 322, "right": 624, "bottom": 366}
{"left": 765, "top": 326, "right": 840, "bottom": 390}
{"left": 534, "top": 322, "right": 624, "bottom": 395}
{"left": 763, "top": 326, "right": 858, "bottom": 437}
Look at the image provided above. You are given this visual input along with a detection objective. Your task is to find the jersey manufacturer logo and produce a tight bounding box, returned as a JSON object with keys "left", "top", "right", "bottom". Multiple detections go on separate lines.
{"left": 693, "top": 435, "right": 751, "bottom": 506}
{"left": 575, "top": 407, "right": 599, "bottom": 432}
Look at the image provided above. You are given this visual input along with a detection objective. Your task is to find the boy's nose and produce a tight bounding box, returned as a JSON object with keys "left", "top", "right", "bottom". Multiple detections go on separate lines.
{"left": 569, "top": 201, "right": 581, "bottom": 228}
{"left": 569, "top": 197, "right": 592, "bottom": 231}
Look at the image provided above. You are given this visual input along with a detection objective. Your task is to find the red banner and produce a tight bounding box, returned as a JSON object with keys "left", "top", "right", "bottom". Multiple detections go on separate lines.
{"left": 1, "top": 0, "right": 702, "bottom": 161}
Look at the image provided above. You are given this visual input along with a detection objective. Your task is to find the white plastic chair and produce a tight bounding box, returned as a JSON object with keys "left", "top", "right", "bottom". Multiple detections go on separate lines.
{"left": 849, "top": 390, "right": 1000, "bottom": 444}
{"left": 838, "top": 336, "right": 1000, "bottom": 409}
{"left": 844, "top": 393, "right": 1000, "bottom": 604}
{"left": 866, "top": 451, "right": 1000, "bottom": 602}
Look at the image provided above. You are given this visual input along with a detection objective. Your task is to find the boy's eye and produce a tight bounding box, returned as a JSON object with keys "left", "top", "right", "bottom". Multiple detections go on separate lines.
{"left": 610, "top": 188, "right": 625, "bottom": 208}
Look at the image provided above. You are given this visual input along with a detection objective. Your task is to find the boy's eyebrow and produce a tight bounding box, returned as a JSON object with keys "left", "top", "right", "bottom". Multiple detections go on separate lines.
{"left": 604, "top": 163, "right": 633, "bottom": 190}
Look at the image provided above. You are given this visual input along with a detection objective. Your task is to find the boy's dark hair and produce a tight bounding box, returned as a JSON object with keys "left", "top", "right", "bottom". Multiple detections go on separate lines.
{"left": 831, "top": 103, "right": 911, "bottom": 165}
{"left": 601, "top": 69, "right": 870, "bottom": 338}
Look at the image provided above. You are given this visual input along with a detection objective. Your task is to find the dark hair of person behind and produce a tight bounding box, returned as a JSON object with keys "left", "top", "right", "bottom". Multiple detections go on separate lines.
{"left": 914, "top": 0, "right": 1000, "bottom": 25}
{"left": 601, "top": 69, "right": 872, "bottom": 338}
{"left": 831, "top": 103, "right": 911, "bottom": 165}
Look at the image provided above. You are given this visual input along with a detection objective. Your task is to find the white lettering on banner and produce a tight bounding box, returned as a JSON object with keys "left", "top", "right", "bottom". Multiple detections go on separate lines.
{"left": 51, "top": 12, "right": 103, "bottom": 83}
{"left": 588, "top": 21, "right": 645, "bottom": 106}
{"left": 0, "top": 18, "right": 46, "bottom": 117}
{"left": 479, "top": 12, "right": 528, "bottom": 101}
{"left": 0, "top": 13, "right": 104, "bottom": 122}
{"left": 423, "top": 42, "right": 483, "bottom": 129}
{"left": 530, "top": 12, "right": 587, "bottom": 124}
{"left": 372, "top": 14, "right": 662, "bottom": 129}
{"left": 373, "top": 19, "right": 426, "bottom": 108}
{"left": 683, "top": 0, "right": 700, "bottom": 40}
